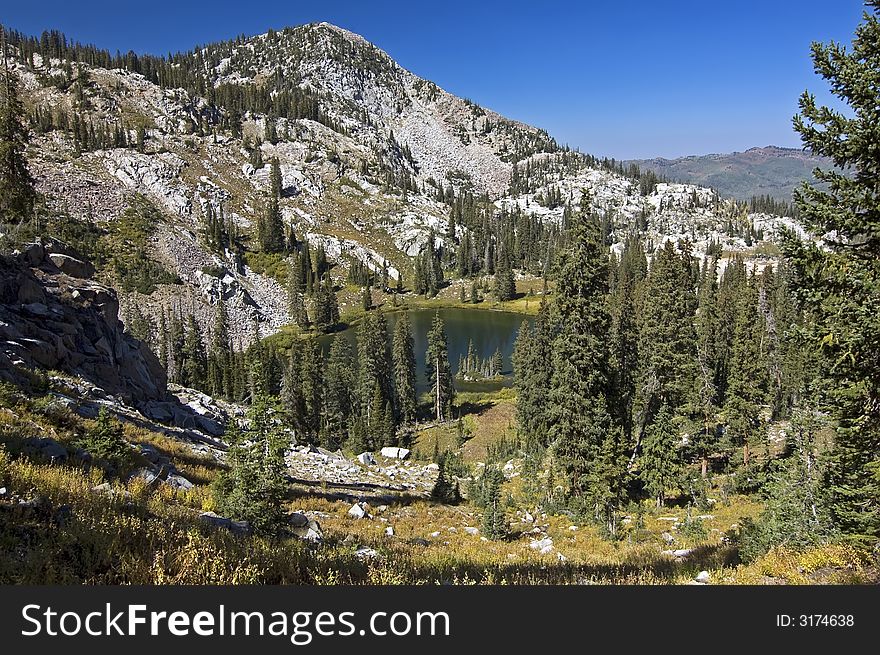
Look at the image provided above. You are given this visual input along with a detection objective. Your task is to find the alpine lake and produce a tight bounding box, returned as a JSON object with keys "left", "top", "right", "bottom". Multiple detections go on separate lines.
{"left": 318, "top": 307, "right": 534, "bottom": 393}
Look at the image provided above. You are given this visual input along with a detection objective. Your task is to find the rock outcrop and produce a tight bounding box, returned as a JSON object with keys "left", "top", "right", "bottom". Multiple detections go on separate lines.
{"left": 0, "top": 240, "right": 167, "bottom": 404}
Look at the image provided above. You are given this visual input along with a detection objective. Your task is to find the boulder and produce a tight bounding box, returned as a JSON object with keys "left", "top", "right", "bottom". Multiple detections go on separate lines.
{"left": 348, "top": 503, "right": 367, "bottom": 519}
{"left": 198, "top": 511, "right": 251, "bottom": 536}
{"left": 165, "top": 474, "right": 194, "bottom": 491}
{"left": 129, "top": 467, "right": 161, "bottom": 488}
{"left": 22, "top": 437, "right": 68, "bottom": 463}
{"left": 48, "top": 253, "right": 95, "bottom": 279}
{"left": 380, "top": 446, "right": 411, "bottom": 460}
{"left": 357, "top": 452, "right": 377, "bottom": 466}
{"left": 354, "top": 547, "right": 379, "bottom": 559}
{"left": 292, "top": 523, "right": 323, "bottom": 542}
{"left": 139, "top": 443, "right": 161, "bottom": 463}
{"left": 529, "top": 537, "right": 554, "bottom": 551}
{"left": 289, "top": 514, "right": 323, "bottom": 542}
{"left": 463, "top": 526, "right": 479, "bottom": 536}
{"left": 20, "top": 242, "right": 45, "bottom": 267}
{"left": 695, "top": 570, "right": 711, "bottom": 584}
{"left": 384, "top": 526, "right": 394, "bottom": 537}
{"left": 661, "top": 548, "right": 695, "bottom": 559}
{"left": 288, "top": 512, "right": 310, "bottom": 528}
{"left": 91, "top": 483, "right": 133, "bottom": 502}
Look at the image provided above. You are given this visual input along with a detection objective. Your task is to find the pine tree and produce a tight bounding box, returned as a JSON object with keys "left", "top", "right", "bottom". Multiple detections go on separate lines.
{"left": 782, "top": 3, "right": 880, "bottom": 543}
{"left": 287, "top": 259, "right": 309, "bottom": 329}
{"left": 213, "top": 394, "right": 287, "bottom": 536}
{"left": 78, "top": 407, "right": 132, "bottom": 472}
{"left": 609, "top": 235, "right": 645, "bottom": 439}
{"left": 299, "top": 338, "right": 323, "bottom": 444}
{"left": 209, "top": 301, "right": 232, "bottom": 398}
{"left": 0, "top": 30, "right": 36, "bottom": 222}
{"left": 357, "top": 311, "right": 392, "bottom": 433}
{"left": 426, "top": 311, "right": 455, "bottom": 422}
{"left": 168, "top": 312, "right": 185, "bottom": 384}
{"left": 639, "top": 404, "right": 681, "bottom": 507}
{"left": 392, "top": 313, "right": 417, "bottom": 424}
{"left": 260, "top": 196, "right": 285, "bottom": 253}
{"left": 324, "top": 336, "right": 355, "bottom": 449}
{"left": 362, "top": 283, "right": 372, "bottom": 311}
{"left": 723, "top": 276, "right": 767, "bottom": 465}
{"left": 281, "top": 342, "right": 304, "bottom": 440}
{"left": 691, "top": 256, "right": 721, "bottom": 476}
{"left": 494, "top": 246, "right": 516, "bottom": 301}
{"left": 480, "top": 466, "right": 507, "bottom": 540}
{"left": 182, "top": 314, "right": 207, "bottom": 390}
{"left": 431, "top": 453, "right": 462, "bottom": 504}
{"left": 547, "top": 197, "right": 625, "bottom": 526}
{"left": 311, "top": 275, "right": 338, "bottom": 332}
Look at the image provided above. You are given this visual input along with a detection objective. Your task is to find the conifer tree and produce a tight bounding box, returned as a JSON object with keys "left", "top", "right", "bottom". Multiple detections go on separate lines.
{"left": 299, "top": 338, "right": 323, "bottom": 444}
{"left": 480, "top": 466, "right": 507, "bottom": 540}
{"left": 78, "top": 407, "right": 132, "bottom": 472}
{"left": 426, "top": 312, "right": 455, "bottom": 422}
{"left": 182, "top": 314, "right": 207, "bottom": 390}
{"left": 281, "top": 341, "right": 304, "bottom": 440}
{"left": 692, "top": 256, "right": 721, "bottom": 476}
{"left": 213, "top": 394, "right": 287, "bottom": 536}
{"left": 324, "top": 336, "right": 355, "bottom": 449}
{"left": 547, "top": 196, "right": 626, "bottom": 526}
{"left": 287, "top": 259, "right": 309, "bottom": 329}
{"left": 723, "top": 276, "right": 767, "bottom": 465}
{"left": 392, "top": 313, "right": 417, "bottom": 424}
{"left": 357, "top": 311, "right": 392, "bottom": 431}
{"left": 209, "top": 301, "right": 232, "bottom": 398}
{"left": 639, "top": 404, "right": 681, "bottom": 507}
{"left": 311, "top": 275, "right": 338, "bottom": 332}
{"left": 633, "top": 241, "right": 698, "bottom": 450}
{"left": 431, "top": 453, "right": 462, "bottom": 504}
{"left": 494, "top": 246, "right": 516, "bottom": 301}
{"left": 609, "top": 235, "right": 645, "bottom": 439}
{"left": 0, "top": 32, "right": 36, "bottom": 222}
{"left": 782, "top": 3, "right": 880, "bottom": 542}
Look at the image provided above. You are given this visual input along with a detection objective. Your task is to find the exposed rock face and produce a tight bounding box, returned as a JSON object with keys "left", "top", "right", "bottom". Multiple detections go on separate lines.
{"left": 0, "top": 241, "right": 167, "bottom": 404}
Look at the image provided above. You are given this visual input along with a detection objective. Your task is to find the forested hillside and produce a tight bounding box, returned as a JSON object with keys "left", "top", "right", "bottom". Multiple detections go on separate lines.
{"left": 0, "top": 6, "right": 877, "bottom": 585}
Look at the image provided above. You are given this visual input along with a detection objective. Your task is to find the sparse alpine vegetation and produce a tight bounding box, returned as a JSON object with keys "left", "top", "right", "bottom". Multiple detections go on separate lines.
{"left": 0, "top": 4, "right": 878, "bottom": 586}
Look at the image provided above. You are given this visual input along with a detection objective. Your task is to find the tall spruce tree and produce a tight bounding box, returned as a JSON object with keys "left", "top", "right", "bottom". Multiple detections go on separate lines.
{"left": 213, "top": 394, "right": 287, "bottom": 536}
{"left": 324, "top": 335, "right": 355, "bottom": 449}
{"left": 182, "top": 315, "right": 207, "bottom": 390}
{"left": 547, "top": 195, "right": 627, "bottom": 529}
{"left": 723, "top": 275, "right": 768, "bottom": 465}
{"left": 357, "top": 311, "right": 392, "bottom": 432}
{"left": 639, "top": 404, "right": 682, "bottom": 507}
{"left": 0, "top": 30, "right": 36, "bottom": 222}
{"left": 281, "top": 341, "right": 304, "bottom": 440}
{"left": 692, "top": 256, "right": 721, "bottom": 477}
{"left": 392, "top": 312, "right": 417, "bottom": 424}
{"left": 299, "top": 338, "right": 323, "bottom": 444}
{"left": 426, "top": 311, "right": 455, "bottom": 422}
{"left": 782, "top": 2, "right": 880, "bottom": 543}
{"left": 494, "top": 246, "right": 516, "bottom": 301}
{"left": 609, "top": 235, "right": 645, "bottom": 440}
{"left": 512, "top": 302, "right": 552, "bottom": 444}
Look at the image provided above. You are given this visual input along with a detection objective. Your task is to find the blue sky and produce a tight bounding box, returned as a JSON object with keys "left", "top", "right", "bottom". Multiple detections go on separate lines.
{"left": 1, "top": 0, "right": 867, "bottom": 159}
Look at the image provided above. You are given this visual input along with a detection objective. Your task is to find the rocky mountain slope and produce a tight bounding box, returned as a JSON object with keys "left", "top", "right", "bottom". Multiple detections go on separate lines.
{"left": 0, "top": 239, "right": 166, "bottom": 402}
{"left": 626, "top": 145, "right": 829, "bottom": 202}
{"left": 5, "top": 22, "right": 809, "bottom": 349}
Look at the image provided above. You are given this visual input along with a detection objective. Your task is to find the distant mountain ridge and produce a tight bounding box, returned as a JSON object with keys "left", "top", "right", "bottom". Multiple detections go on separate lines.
{"left": 627, "top": 145, "right": 830, "bottom": 202}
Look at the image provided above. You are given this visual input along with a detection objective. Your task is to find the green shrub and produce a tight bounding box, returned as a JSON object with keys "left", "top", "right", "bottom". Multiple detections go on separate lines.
{"left": 77, "top": 407, "right": 133, "bottom": 473}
